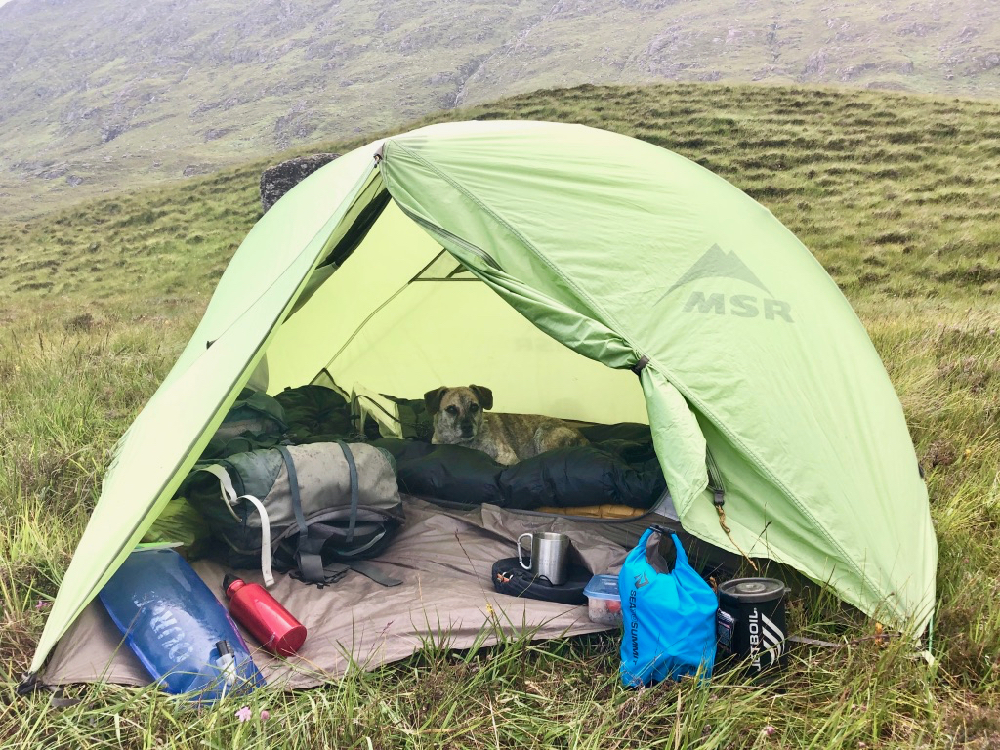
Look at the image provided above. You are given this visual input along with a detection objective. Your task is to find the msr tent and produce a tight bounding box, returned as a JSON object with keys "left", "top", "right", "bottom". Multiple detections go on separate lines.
{"left": 26, "top": 120, "right": 937, "bottom": 686}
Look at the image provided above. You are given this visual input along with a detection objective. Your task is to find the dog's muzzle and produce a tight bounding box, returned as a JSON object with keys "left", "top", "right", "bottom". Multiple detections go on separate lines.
{"left": 461, "top": 422, "right": 475, "bottom": 438}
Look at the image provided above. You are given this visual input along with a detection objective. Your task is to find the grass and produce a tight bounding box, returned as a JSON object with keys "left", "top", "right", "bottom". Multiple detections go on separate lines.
{"left": 1, "top": 82, "right": 1000, "bottom": 747}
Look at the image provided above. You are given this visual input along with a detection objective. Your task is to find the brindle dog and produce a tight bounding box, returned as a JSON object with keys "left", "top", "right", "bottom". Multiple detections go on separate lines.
{"left": 424, "top": 385, "right": 588, "bottom": 466}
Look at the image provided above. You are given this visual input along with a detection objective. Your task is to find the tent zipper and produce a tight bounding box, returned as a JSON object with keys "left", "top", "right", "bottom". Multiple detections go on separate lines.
{"left": 396, "top": 206, "right": 503, "bottom": 272}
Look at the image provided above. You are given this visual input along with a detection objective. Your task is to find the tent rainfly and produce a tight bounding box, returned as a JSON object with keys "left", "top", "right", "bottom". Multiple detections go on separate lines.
{"left": 27, "top": 120, "right": 937, "bottom": 681}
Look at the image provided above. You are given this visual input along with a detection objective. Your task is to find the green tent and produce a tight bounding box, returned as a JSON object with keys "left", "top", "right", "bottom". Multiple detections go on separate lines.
{"left": 28, "top": 120, "right": 937, "bottom": 678}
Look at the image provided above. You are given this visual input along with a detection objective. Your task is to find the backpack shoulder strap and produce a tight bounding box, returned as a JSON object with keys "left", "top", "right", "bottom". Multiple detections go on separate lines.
{"left": 276, "top": 446, "right": 327, "bottom": 585}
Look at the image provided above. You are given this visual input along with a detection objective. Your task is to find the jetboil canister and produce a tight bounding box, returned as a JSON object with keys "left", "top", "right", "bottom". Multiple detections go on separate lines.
{"left": 716, "top": 578, "right": 790, "bottom": 675}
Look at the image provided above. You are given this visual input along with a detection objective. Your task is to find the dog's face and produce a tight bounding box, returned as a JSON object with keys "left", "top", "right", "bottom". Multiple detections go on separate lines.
{"left": 424, "top": 385, "right": 494, "bottom": 444}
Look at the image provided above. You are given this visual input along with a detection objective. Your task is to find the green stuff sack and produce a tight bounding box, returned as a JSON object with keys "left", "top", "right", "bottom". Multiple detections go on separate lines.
{"left": 215, "top": 388, "right": 287, "bottom": 440}
{"left": 201, "top": 388, "right": 288, "bottom": 460}
{"left": 142, "top": 497, "right": 213, "bottom": 560}
{"left": 274, "top": 384, "right": 354, "bottom": 442}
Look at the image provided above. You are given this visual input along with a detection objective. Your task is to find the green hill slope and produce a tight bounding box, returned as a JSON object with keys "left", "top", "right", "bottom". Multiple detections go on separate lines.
{"left": 2, "top": 0, "right": 999, "bottom": 218}
{"left": 2, "top": 83, "right": 998, "bottom": 321}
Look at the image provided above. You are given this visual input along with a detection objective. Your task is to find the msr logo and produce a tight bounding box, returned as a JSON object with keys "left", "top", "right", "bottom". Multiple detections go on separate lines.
{"left": 683, "top": 291, "right": 793, "bottom": 322}
{"left": 655, "top": 244, "right": 794, "bottom": 322}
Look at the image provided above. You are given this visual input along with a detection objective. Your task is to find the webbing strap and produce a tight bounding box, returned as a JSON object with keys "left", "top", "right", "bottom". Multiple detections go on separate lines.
{"left": 276, "top": 446, "right": 325, "bottom": 584}
{"left": 201, "top": 465, "right": 274, "bottom": 587}
{"left": 335, "top": 440, "right": 360, "bottom": 544}
{"left": 350, "top": 561, "right": 402, "bottom": 587}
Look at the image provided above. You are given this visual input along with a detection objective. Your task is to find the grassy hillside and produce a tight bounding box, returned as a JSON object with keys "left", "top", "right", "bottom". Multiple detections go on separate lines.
{"left": 2, "top": 0, "right": 999, "bottom": 219}
{"left": 1, "top": 83, "right": 999, "bottom": 747}
{"left": 3, "top": 83, "right": 1000, "bottom": 317}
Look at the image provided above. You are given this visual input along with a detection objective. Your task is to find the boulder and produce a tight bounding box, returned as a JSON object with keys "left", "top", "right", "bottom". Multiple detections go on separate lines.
{"left": 260, "top": 153, "right": 340, "bottom": 213}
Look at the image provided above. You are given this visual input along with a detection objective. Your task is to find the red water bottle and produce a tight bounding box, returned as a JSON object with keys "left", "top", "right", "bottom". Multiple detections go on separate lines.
{"left": 224, "top": 575, "right": 307, "bottom": 657}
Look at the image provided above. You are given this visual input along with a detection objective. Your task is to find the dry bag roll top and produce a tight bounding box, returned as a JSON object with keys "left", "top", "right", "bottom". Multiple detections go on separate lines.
{"left": 619, "top": 527, "right": 719, "bottom": 686}
{"left": 183, "top": 441, "right": 404, "bottom": 586}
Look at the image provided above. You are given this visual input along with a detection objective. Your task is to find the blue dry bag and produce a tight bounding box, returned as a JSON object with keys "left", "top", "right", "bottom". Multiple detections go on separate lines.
{"left": 619, "top": 528, "right": 718, "bottom": 686}
{"left": 99, "top": 547, "right": 265, "bottom": 703}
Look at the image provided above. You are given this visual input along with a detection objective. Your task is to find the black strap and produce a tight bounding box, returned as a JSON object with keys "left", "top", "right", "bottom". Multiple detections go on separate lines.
{"left": 350, "top": 560, "right": 402, "bottom": 587}
{"left": 277, "top": 446, "right": 325, "bottom": 584}
{"left": 16, "top": 671, "right": 40, "bottom": 696}
{"left": 335, "top": 440, "right": 360, "bottom": 544}
{"left": 290, "top": 561, "right": 401, "bottom": 588}
{"left": 307, "top": 521, "right": 383, "bottom": 550}
{"left": 706, "top": 448, "right": 726, "bottom": 507}
{"left": 630, "top": 355, "right": 649, "bottom": 376}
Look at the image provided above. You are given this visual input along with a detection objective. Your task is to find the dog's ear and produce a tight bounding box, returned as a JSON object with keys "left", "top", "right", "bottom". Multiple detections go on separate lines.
{"left": 469, "top": 385, "right": 493, "bottom": 410}
{"left": 423, "top": 387, "right": 448, "bottom": 415}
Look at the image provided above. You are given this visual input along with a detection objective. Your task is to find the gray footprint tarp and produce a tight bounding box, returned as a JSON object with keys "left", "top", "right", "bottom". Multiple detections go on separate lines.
{"left": 43, "top": 498, "right": 629, "bottom": 689}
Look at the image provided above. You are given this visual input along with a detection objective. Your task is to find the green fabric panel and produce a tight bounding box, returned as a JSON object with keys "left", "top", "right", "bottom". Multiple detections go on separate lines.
{"left": 380, "top": 120, "right": 936, "bottom": 631}
{"left": 640, "top": 368, "right": 709, "bottom": 518}
{"left": 263, "top": 199, "right": 442, "bottom": 392}
{"left": 156, "top": 146, "right": 381, "bottom": 393}
{"left": 30, "top": 151, "right": 379, "bottom": 673}
{"left": 681, "top": 417, "right": 938, "bottom": 630}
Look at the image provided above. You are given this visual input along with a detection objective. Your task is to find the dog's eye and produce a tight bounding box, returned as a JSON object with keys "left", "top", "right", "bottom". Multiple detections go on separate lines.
{"left": 446, "top": 405, "right": 459, "bottom": 415}
{"left": 470, "top": 404, "right": 479, "bottom": 413}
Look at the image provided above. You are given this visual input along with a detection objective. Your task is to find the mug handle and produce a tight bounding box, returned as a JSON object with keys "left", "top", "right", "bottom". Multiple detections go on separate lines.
{"left": 517, "top": 533, "right": 532, "bottom": 570}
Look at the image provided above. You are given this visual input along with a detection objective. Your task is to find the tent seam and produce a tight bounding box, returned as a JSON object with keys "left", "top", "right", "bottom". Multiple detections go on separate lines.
{"left": 386, "top": 138, "right": 892, "bottom": 622}
{"left": 387, "top": 141, "right": 617, "bottom": 329}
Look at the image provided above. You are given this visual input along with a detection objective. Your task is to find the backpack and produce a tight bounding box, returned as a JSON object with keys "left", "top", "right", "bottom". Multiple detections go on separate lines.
{"left": 183, "top": 441, "right": 404, "bottom": 587}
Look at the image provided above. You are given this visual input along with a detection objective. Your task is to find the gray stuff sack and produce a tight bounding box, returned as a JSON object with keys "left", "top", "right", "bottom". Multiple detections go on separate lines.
{"left": 184, "top": 441, "right": 404, "bottom": 587}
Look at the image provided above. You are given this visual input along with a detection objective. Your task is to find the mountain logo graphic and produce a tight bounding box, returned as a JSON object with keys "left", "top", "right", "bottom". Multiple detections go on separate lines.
{"left": 655, "top": 243, "right": 771, "bottom": 306}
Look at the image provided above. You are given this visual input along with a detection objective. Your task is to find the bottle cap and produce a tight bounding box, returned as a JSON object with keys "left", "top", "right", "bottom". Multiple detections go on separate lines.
{"left": 223, "top": 574, "right": 244, "bottom": 598}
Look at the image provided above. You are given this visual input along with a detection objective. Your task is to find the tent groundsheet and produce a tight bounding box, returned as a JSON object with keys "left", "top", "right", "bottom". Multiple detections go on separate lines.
{"left": 43, "top": 498, "right": 632, "bottom": 688}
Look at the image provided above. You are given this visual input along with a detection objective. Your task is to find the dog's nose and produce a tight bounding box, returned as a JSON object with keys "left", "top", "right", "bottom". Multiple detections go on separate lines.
{"left": 461, "top": 422, "right": 474, "bottom": 438}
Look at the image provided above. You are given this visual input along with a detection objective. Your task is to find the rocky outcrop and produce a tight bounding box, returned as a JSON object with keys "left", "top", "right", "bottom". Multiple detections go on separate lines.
{"left": 259, "top": 153, "right": 340, "bottom": 213}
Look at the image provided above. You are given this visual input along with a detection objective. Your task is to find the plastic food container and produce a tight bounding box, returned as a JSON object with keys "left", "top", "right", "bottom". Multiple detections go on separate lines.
{"left": 583, "top": 574, "right": 622, "bottom": 626}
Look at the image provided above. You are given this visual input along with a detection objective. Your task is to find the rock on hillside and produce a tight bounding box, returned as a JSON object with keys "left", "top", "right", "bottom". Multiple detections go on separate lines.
{"left": 260, "top": 153, "right": 340, "bottom": 213}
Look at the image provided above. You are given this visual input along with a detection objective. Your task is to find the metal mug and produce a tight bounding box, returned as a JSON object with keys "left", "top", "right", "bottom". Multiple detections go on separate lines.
{"left": 517, "top": 531, "right": 570, "bottom": 586}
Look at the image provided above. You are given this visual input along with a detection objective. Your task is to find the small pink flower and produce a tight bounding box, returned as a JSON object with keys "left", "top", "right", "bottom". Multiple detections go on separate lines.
{"left": 260, "top": 709, "right": 270, "bottom": 722}
{"left": 235, "top": 706, "right": 252, "bottom": 723}
{"left": 762, "top": 726, "right": 776, "bottom": 737}
{"left": 35, "top": 600, "right": 49, "bottom": 610}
